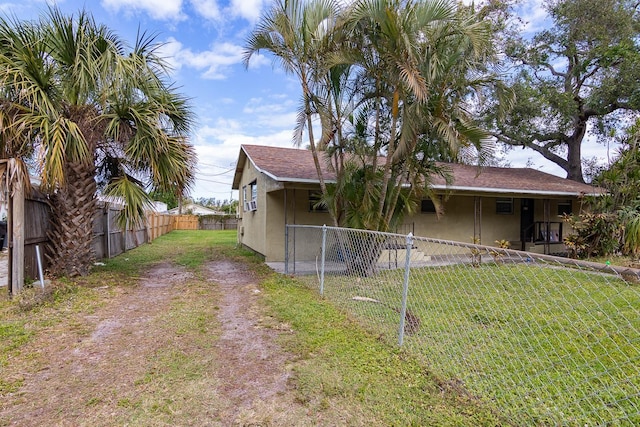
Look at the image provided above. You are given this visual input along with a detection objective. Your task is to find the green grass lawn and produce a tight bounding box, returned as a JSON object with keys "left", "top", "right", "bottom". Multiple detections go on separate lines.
{"left": 303, "top": 262, "right": 640, "bottom": 425}
{"left": 0, "top": 230, "right": 506, "bottom": 425}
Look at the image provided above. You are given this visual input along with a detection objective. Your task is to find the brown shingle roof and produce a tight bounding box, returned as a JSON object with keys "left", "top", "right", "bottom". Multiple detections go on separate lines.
{"left": 429, "top": 162, "right": 599, "bottom": 196}
{"left": 233, "top": 144, "right": 600, "bottom": 196}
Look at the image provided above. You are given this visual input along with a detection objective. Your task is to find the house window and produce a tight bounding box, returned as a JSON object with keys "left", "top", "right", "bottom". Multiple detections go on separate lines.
{"left": 309, "top": 191, "right": 328, "bottom": 212}
{"left": 421, "top": 199, "right": 436, "bottom": 213}
{"left": 243, "top": 180, "right": 257, "bottom": 212}
{"left": 250, "top": 180, "right": 257, "bottom": 203}
{"left": 242, "top": 185, "right": 247, "bottom": 211}
{"left": 496, "top": 198, "right": 513, "bottom": 215}
{"left": 537, "top": 222, "right": 563, "bottom": 242}
{"left": 558, "top": 200, "right": 572, "bottom": 216}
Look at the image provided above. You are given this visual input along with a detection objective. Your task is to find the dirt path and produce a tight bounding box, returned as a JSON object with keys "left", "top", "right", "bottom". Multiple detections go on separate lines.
{"left": 205, "top": 260, "right": 309, "bottom": 425}
{"left": 1, "top": 259, "right": 308, "bottom": 426}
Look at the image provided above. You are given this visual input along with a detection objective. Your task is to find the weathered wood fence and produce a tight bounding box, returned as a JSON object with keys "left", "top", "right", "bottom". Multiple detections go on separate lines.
{"left": 23, "top": 194, "right": 50, "bottom": 283}
{"left": 4, "top": 191, "right": 239, "bottom": 294}
{"left": 91, "top": 204, "right": 176, "bottom": 259}
{"left": 199, "top": 215, "right": 238, "bottom": 230}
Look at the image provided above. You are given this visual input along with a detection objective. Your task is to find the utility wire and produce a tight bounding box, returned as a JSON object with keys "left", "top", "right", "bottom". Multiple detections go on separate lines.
{"left": 195, "top": 168, "right": 235, "bottom": 177}
{"left": 196, "top": 177, "right": 232, "bottom": 185}
{"left": 198, "top": 161, "right": 236, "bottom": 169}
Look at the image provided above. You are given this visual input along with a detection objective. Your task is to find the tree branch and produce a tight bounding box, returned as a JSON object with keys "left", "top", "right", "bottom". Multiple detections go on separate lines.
{"left": 492, "top": 131, "right": 570, "bottom": 171}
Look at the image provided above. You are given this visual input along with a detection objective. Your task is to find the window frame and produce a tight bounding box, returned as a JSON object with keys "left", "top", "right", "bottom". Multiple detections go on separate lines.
{"left": 495, "top": 198, "right": 514, "bottom": 215}
{"left": 557, "top": 200, "right": 572, "bottom": 216}
{"left": 242, "top": 180, "right": 258, "bottom": 212}
{"left": 420, "top": 198, "right": 437, "bottom": 214}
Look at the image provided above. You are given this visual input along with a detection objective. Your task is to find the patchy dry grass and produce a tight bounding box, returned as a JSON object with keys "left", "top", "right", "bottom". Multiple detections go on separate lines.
{"left": 1, "top": 230, "right": 505, "bottom": 426}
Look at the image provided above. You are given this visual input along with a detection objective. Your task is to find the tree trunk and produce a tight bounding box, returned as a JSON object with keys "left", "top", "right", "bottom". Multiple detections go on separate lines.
{"left": 46, "top": 160, "right": 98, "bottom": 277}
{"left": 566, "top": 131, "right": 585, "bottom": 183}
{"left": 301, "top": 74, "right": 339, "bottom": 228}
{"left": 377, "top": 89, "right": 400, "bottom": 231}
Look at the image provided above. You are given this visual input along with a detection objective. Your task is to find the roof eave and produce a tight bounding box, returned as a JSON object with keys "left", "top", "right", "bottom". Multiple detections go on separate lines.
{"left": 430, "top": 184, "right": 603, "bottom": 197}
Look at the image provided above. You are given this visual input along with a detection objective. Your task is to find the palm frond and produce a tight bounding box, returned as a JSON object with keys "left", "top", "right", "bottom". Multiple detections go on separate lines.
{"left": 104, "top": 175, "right": 153, "bottom": 230}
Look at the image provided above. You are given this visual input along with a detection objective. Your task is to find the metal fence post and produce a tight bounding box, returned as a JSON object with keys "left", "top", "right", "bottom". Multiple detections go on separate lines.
{"left": 398, "top": 232, "right": 413, "bottom": 346}
{"left": 320, "top": 224, "right": 327, "bottom": 296}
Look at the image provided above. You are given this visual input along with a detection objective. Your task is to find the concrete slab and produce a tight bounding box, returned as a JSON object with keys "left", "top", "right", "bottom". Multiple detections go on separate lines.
{"left": 0, "top": 251, "right": 8, "bottom": 287}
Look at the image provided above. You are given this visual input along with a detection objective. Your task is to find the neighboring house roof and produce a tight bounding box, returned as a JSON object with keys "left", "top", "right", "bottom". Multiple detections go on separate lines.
{"left": 97, "top": 196, "right": 169, "bottom": 213}
{"left": 149, "top": 201, "right": 168, "bottom": 213}
{"left": 232, "top": 144, "right": 601, "bottom": 197}
{"left": 168, "top": 203, "right": 224, "bottom": 215}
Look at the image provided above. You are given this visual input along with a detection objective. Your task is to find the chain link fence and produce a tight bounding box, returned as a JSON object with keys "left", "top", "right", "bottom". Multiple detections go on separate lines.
{"left": 285, "top": 225, "right": 640, "bottom": 425}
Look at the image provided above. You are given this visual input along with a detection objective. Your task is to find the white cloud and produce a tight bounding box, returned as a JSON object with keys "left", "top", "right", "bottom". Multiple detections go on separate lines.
{"left": 245, "top": 52, "right": 270, "bottom": 69}
{"left": 230, "top": 0, "right": 265, "bottom": 23}
{"left": 156, "top": 37, "right": 185, "bottom": 72}
{"left": 158, "top": 37, "right": 244, "bottom": 79}
{"left": 0, "top": 2, "right": 22, "bottom": 13}
{"left": 190, "top": 123, "right": 295, "bottom": 198}
{"left": 0, "top": 0, "right": 52, "bottom": 15}
{"left": 101, "top": 0, "right": 186, "bottom": 21}
{"left": 518, "top": 0, "right": 549, "bottom": 34}
{"left": 186, "top": 0, "right": 265, "bottom": 23}
{"left": 243, "top": 96, "right": 291, "bottom": 114}
{"left": 189, "top": 0, "right": 221, "bottom": 20}
{"left": 242, "top": 96, "right": 299, "bottom": 129}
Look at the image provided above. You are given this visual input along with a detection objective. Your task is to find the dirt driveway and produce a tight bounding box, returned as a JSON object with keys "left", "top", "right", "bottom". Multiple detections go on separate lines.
{"left": 1, "top": 259, "right": 311, "bottom": 426}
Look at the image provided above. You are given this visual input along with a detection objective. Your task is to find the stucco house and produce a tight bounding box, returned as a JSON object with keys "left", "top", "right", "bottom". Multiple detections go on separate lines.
{"left": 232, "top": 144, "right": 600, "bottom": 262}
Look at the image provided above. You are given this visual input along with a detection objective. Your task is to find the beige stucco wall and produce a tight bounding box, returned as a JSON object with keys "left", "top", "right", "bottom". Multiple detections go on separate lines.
{"left": 239, "top": 178, "right": 333, "bottom": 262}
{"left": 263, "top": 188, "right": 331, "bottom": 262}
{"left": 237, "top": 162, "right": 582, "bottom": 261}
{"left": 412, "top": 196, "right": 522, "bottom": 244}
{"left": 412, "top": 196, "right": 477, "bottom": 242}
{"left": 236, "top": 160, "right": 268, "bottom": 258}
{"left": 410, "top": 195, "right": 577, "bottom": 249}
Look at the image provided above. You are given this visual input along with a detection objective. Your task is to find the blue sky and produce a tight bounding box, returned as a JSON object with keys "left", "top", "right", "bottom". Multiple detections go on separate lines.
{"left": 0, "top": 0, "right": 609, "bottom": 200}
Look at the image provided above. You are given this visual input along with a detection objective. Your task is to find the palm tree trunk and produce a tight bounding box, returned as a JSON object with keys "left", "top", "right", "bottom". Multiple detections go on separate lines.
{"left": 301, "top": 75, "right": 340, "bottom": 228}
{"left": 377, "top": 89, "right": 400, "bottom": 231}
{"left": 46, "top": 158, "right": 98, "bottom": 277}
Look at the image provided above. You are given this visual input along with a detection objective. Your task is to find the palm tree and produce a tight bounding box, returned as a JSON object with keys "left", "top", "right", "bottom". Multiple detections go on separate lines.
{"left": 325, "top": 0, "right": 503, "bottom": 231}
{"left": 243, "top": 0, "right": 343, "bottom": 226}
{"left": 0, "top": 8, "right": 196, "bottom": 277}
{"left": 245, "top": 0, "right": 508, "bottom": 233}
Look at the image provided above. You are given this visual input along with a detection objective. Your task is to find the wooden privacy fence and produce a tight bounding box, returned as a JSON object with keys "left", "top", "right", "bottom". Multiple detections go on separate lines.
{"left": 5, "top": 194, "right": 239, "bottom": 294}
{"left": 4, "top": 183, "right": 51, "bottom": 294}
{"left": 147, "top": 212, "right": 174, "bottom": 240}
{"left": 7, "top": 199, "right": 179, "bottom": 293}
{"left": 199, "top": 215, "right": 238, "bottom": 230}
{"left": 156, "top": 214, "right": 238, "bottom": 231}
{"left": 91, "top": 204, "right": 176, "bottom": 260}
{"left": 23, "top": 194, "right": 50, "bottom": 284}
{"left": 90, "top": 212, "right": 237, "bottom": 257}
{"left": 173, "top": 214, "right": 198, "bottom": 230}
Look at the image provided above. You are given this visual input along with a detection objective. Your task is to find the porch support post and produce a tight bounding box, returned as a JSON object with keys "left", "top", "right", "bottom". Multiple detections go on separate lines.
{"left": 284, "top": 225, "right": 289, "bottom": 275}
{"left": 544, "top": 199, "right": 550, "bottom": 255}
{"left": 284, "top": 189, "right": 288, "bottom": 275}
{"left": 474, "top": 196, "right": 482, "bottom": 244}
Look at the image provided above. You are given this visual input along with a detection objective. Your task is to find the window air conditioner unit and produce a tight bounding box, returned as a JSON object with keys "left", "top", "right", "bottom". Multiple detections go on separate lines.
{"left": 244, "top": 202, "right": 251, "bottom": 212}
{"left": 249, "top": 200, "right": 257, "bottom": 211}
